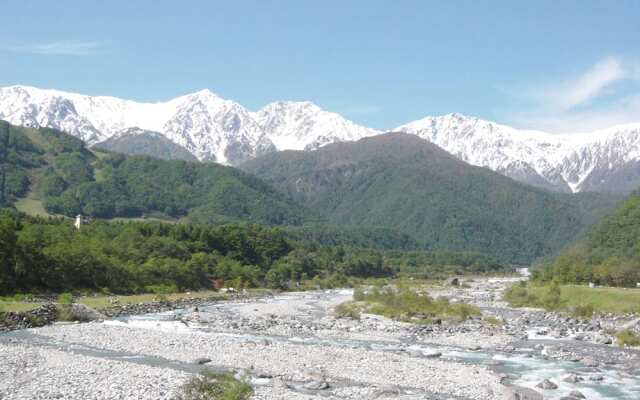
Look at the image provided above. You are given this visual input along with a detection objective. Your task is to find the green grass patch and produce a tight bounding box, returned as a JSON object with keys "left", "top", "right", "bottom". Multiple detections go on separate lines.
{"left": 0, "top": 300, "right": 44, "bottom": 313}
{"left": 175, "top": 370, "right": 252, "bottom": 400}
{"left": 348, "top": 285, "right": 480, "bottom": 323}
{"left": 14, "top": 196, "right": 52, "bottom": 217}
{"left": 616, "top": 329, "right": 640, "bottom": 347}
{"left": 505, "top": 282, "right": 640, "bottom": 314}
{"left": 1, "top": 289, "right": 246, "bottom": 314}
{"left": 77, "top": 290, "right": 229, "bottom": 310}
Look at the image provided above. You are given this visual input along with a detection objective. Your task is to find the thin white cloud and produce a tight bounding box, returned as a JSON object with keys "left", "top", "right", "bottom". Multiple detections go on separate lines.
{"left": 6, "top": 40, "right": 104, "bottom": 56}
{"left": 552, "top": 57, "right": 625, "bottom": 110}
{"left": 503, "top": 57, "right": 640, "bottom": 133}
{"left": 508, "top": 94, "right": 640, "bottom": 133}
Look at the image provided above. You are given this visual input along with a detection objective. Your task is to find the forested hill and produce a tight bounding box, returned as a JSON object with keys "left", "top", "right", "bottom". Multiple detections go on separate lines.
{"left": 0, "top": 211, "right": 507, "bottom": 295}
{"left": 536, "top": 191, "right": 640, "bottom": 286}
{"left": 0, "top": 121, "right": 311, "bottom": 225}
{"left": 241, "top": 132, "right": 621, "bottom": 264}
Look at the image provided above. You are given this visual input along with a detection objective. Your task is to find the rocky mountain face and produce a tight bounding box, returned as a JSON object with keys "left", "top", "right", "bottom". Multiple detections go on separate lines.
{"left": 252, "top": 101, "right": 379, "bottom": 151}
{"left": 0, "top": 86, "right": 374, "bottom": 165}
{"left": 1, "top": 85, "right": 640, "bottom": 193}
{"left": 395, "top": 113, "right": 640, "bottom": 194}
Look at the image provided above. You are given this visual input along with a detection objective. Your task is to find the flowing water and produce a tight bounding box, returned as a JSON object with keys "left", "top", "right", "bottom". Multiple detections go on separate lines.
{"left": 2, "top": 289, "right": 640, "bottom": 399}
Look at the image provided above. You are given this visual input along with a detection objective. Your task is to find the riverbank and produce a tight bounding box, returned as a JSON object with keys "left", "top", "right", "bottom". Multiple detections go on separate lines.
{"left": 2, "top": 278, "right": 640, "bottom": 399}
{"left": 0, "top": 290, "right": 274, "bottom": 332}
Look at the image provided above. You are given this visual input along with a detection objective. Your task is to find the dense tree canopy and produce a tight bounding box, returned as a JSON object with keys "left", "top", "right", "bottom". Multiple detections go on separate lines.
{"left": 535, "top": 193, "right": 640, "bottom": 287}
{"left": 242, "top": 133, "right": 620, "bottom": 264}
{"left": 0, "top": 210, "right": 508, "bottom": 295}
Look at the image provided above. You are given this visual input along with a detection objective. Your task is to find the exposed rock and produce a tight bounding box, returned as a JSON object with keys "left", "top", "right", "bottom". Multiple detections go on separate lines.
{"left": 70, "top": 304, "right": 105, "bottom": 322}
{"left": 423, "top": 351, "right": 442, "bottom": 358}
{"left": 302, "top": 380, "right": 330, "bottom": 390}
{"left": 562, "top": 373, "right": 583, "bottom": 383}
{"left": 506, "top": 385, "right": 543, "bottom": 400}
{"left": 535, "top": 379, "right": 558, "bottom": 389}
{"left": 193, "top": 357, "right": 212, "bottom": 365}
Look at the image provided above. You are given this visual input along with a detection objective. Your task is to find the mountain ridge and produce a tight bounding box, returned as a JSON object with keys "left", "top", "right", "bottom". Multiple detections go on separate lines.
{"left": 241, "top": 132, "right": 622, "bottom": 264}
{"left": 2, "top": 85, "right": 640, "bottom": 193}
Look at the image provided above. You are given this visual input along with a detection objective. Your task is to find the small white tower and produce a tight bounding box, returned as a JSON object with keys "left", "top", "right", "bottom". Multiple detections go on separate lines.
{"left": 74, "top": 214, "right": 83, "bottom": 231}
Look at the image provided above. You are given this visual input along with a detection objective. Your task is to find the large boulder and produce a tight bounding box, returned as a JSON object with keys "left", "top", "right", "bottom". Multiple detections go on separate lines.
{"left": 536, "top": 379, "right": 558, "bottom": 390}
{"left": 505, "top": 386, "right": 543, "bottom": 400}
{"left": 70, "top": 303, "right": 105, "bottom": 322}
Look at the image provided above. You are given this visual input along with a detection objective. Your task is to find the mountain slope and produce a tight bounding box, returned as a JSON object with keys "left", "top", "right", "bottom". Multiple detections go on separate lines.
{"left": 0, "top": 120, "right": 311, "bottom": 225}
{"left": 0, "top": 86, "right": 375, "bottom": 165}
{"left": 3, "top": 85, "right": 640, "bottom": 193}
{"left": 538, "top": 190, "right": 640, "bottom": 286}
{"left": 252, "top": 101, "right": 378, "bottom": 150}
{"left": 94, "top": 128, "right": 197, "bottom": 161}
{"left": 241, "top": 133, "right": 620, "bottom": 264}
{"left": 395, "top": 113, "right": 640, "bottom": 194}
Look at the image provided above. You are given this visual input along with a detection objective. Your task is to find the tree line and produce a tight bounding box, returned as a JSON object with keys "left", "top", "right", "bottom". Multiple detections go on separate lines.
{"left": 0, "top": 210, "right": 507, "bottom": 295}
{"left": 533, "top": 194, "right": 640, "bottom": 287}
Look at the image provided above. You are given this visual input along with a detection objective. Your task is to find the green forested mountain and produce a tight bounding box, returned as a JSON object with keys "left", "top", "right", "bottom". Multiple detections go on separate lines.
{"left": 94, "top": 128, "right": 198, "bottom": 162}
{"left": 241, "top": 133, "right": 620, "bottom": 264}
{"left": 536, "top": 192, "right": 640, "bottom": 286}
{"left": 1, "top": 122, "right": 622, "bottom": 266}
{"left": 0, "top": 120, "right": 310, "bottom": 225}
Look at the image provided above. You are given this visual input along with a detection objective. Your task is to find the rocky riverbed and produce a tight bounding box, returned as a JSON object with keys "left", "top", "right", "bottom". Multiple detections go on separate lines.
{"left": 1, "top": 278, "right": 640, "bottom": 399}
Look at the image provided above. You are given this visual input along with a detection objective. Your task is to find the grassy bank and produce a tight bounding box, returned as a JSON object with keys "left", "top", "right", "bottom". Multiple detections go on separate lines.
{"left": 336, "top": 285, "right": 480, "bottom": 323}
{"left": 505, "top": 282, "right": 640, "bottom": 315}
{"left": 0, "top": 290, "right": 246, "bottom": 313}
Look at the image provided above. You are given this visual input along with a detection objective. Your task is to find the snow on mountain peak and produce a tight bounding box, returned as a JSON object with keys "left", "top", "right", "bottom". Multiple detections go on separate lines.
{"left": 253, "top": 100, "right": 379, "bottom": 150}
{"left": 2, "top": 84, "right": 640, "bottom": 192}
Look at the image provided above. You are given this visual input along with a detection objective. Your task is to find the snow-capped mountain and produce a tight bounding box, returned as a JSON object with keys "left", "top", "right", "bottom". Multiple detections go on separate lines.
{"left": 252, "top": 101, "right": 379, "bottom": 150}
{"left": 2, "top": 85, "right": 640, "bottom": 193}
{"left": 0, "top": 85, "right": 374, "bottom": 165}
{"left": 395, "top": 113, "right": 640, "bottom": 193}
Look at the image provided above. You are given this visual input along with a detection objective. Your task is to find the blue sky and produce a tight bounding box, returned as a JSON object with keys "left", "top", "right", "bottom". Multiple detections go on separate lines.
{"left": 1, "top": 1, "right": 639, "bottom": 132}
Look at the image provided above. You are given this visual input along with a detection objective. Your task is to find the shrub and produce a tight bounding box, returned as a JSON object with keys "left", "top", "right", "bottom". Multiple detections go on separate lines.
{"left": 357, "top": 286, "right": 479, "bottom": 323}
{"left": 174, "top": 370, "right": 252, "bottom": 400}
{"left": 335, "top": 301, "right": 361, "bottom": 320}
{"left": 616, "top": 329, "right": 640, "bottom": 347}
{"left": 542, "top": 282, "right": 563, "bottom": 311}
{"left": 572, "top": 304, "right": 594, "bottom": 319}
{"left": 57, "top": 292, "right": 73, "bottom": 305}
{"left": 483, "top": 315, "right": 503, "bottom": 326}
{"left": 353, "top": 287, "right": 365, "bottom": 301}
{"left": 503, "top": 284, "right": 535, "bottom": 308}
{"left": 144, "top": 284, "right": 178, "bottom": 294}
{"left": 55, "top": 304, "right": 74, "bottom": 321}
{"left": 154, "top": 294, "right": 169, "bottom": 303}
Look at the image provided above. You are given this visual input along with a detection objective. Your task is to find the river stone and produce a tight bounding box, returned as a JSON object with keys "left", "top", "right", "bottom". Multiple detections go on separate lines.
{"left": 372, "top": 385, "right": 401, "bottom": 398}
{"left": 303, "top": 380, "right": 330, "bottom": 390}
{"left": 506, "top": 385, "right": 543, "bottom": 400}
{"left": 70, "top": 304, "right": 105, "bottom": 322}
{"left": 193, "top": 357, "right": 212, "bottom": 365}
{"left": 423, "top": 351, "right": 442, "bottom": 358}
{"left": 535, "top": 379, "right": 558, "bottom": 389}
{"left": 569, "top": 390, "right": 586, "bottom": 399}
{"left": 581, "top": 356, "right": 598, "bottom": 367}
{"left": 562, "top": 373, "right": 583, "bottom": 383}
